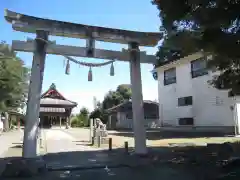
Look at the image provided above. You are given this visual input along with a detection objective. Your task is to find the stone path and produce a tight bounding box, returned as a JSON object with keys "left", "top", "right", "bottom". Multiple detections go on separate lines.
{"left": 44, "top": 129, "right": 97, "bottom": 154}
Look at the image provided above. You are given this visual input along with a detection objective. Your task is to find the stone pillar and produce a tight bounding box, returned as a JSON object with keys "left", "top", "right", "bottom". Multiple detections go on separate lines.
{"left": 66, "top": 117, "right": 70, "bottom": 129}
{"left": 18, "top": 118, "right": 20, "bottom": 130}
{"left": 129, "top": 42, "right": 147, "bottom": 155}
{"left": 90, "top": 118, "right": 94, "bottom": 141}
{"left": 233, "top": 96, "right": 240, "bottom": 135}
{"left": 109, "top": 115, "right": 112, "bottom": 129}
{"left": 23, "top": 31, "right": 48, "bottom": 158}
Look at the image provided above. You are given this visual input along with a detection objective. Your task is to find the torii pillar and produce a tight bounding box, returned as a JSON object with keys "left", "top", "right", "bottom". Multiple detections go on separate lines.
{"left": 129, "top": 42, "right": 147, "bottom": 154}
{"left": 22, "top": 31, "right": 48, "bottom": 158}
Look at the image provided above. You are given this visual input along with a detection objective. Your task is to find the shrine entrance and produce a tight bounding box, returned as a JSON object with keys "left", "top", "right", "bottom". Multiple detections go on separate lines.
{"left": 4, "top": 9, "right": 162, "bottom": 158}
{"left": 41, "top": 116, "right": 67, "bottom": 128}
{"left": 39, "top": 83, "right": 77, "bottom": 129}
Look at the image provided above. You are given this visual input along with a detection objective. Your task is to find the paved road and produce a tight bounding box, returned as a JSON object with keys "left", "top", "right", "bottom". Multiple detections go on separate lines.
{"left": 61, "top": 128, "right": 91, "bottom": 141}
{"left": 0, "top": 130, "right": 23, "bottom": 157}
{"left": 44, "top": 128, "right": 97, "bottom": 154}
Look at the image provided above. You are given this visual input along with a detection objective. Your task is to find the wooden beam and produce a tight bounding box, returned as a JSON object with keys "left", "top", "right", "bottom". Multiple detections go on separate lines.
{"left": 12, "top": 40, "right": 156, "bottom": 64}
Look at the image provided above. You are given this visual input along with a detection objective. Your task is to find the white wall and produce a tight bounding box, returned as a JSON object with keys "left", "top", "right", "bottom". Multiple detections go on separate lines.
{"left": 116, "top": 112, "right": 158, "bottom": 129}
{"left": 191, "top": 73, "right": 234, "bottom": 126}
{"left": 158, "top": 73, "right": 177, "bottom": 126}
{"left": 157, "top": 54, "right": 235, "bottom": 128}
{"left": 116, "top": 112, "right": 129, "bottom": 128}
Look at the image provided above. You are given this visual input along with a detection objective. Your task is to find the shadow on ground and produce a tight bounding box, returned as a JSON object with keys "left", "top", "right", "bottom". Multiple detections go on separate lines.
{"left": 108, "top": 130, "right": 231, "bottom": 140}
{"left": 2, "top": 141, "right": 240, "bottom": 179}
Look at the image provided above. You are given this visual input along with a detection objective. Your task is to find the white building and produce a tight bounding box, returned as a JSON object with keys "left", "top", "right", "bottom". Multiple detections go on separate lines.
{"left": 106, "top": 100, "right": 159, "bottom": 129}
{"left": 156, "top": 52, "right": 240, "bottom": 134}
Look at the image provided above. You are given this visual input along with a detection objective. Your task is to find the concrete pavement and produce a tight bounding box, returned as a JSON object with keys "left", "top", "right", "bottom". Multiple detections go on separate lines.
{"left": 0, "top": 130, "right": 23, "bottom": 157}
{"left": 44, "top": 129, "right": 97, "bottom": 154}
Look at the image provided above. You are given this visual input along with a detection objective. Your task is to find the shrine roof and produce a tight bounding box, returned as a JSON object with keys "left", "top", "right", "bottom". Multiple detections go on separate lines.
{"left": 40, "top": 98, "right": 77, "bottom": 107}
{"left": 106, "top": 100, "right": 159, "bottom": 113}
{"left": 40, "top": 83, "right": 77, "bottom": 107}
{"left": 4, "top": 9, "right": 162, "bottom": 47}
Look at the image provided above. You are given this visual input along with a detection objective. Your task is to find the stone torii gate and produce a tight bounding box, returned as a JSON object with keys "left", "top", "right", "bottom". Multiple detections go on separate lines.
{"left": 4, "top": 9, "right": 162, "bottom": 158}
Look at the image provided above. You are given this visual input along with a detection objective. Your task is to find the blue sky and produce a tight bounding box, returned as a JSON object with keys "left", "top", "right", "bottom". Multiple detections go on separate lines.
{"left": 0, "top": 0, "right": 161, "bottom": 113}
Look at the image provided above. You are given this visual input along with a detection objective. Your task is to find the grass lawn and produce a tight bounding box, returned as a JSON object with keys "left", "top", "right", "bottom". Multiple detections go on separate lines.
{"left": 106, "top": 134, "right": 240, "bottom": 148}
{"left": 89, "top": 134, "right": 240, "bottom": 179}
{"left": 149, "top": 136, "right": 240, "bottom": 147}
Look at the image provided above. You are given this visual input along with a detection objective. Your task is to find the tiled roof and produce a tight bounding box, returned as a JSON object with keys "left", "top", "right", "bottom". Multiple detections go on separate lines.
{"left": 40, "top": 98, "right": 77, "bottom": 106}
{"left": 106, "top": 100, "right": 159, "bottom": 113}
{"left": 155, "top": 52, "right": 203, "bottom": 68}
{"left": 40, "top": 83, "right": 77, "bottom": 107}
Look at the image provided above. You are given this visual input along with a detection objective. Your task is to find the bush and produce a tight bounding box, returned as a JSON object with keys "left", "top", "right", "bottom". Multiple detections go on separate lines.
{"left": 70, "top": 116, "right": 79, "bottom": 127}
{"left": 89, "top": 108, "right": 108, "bottom": 124}
{"left": 70, "top": 114, "right": 89, "bottom": 127}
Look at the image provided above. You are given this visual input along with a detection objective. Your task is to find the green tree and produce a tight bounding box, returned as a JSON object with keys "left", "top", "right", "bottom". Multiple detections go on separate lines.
{"left": 0, "top": 42, "right": 29, "bottom": 131}
{"left": 78, "top": 107, "right": 89, "bottom": 126}
{"left": 89, "top": 109, "right": 101, "bottom": 119}
{"left": 0, "top": 42, "right": 29, "bottom": 110}
{"left": 102, "top": 91, "right": 123, "bottom": 110}
{"left": 116, "top": 84, "right": 132, "bottom": 100}
{"left": 153, "top": 0, "right": 240, "bottom": 95}
{"left": 71, "top": 107, "right": 90, "bottom": 127}
{"left": 102, "top": 84, "right": 132, "bottom": 110}
{"left": 89, "top": 108, "right": 109, "bottom": 124}
{"left": 79, "top": 107, "right": 89, "bottom": 117}
{"left": 89, "top": 84, "right": 132, "bottom": 124}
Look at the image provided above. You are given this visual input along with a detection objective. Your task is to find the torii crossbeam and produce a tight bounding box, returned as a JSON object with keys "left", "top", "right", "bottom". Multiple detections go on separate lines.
{"left": 4, "top": 9, "right": 162, "bottom": 158}
{"left": 12, "top": 40, "right": 157, "bottom": 64}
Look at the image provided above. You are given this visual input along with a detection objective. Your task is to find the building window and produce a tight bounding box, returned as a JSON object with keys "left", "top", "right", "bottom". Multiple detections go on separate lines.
{"left": 179, "top": 118, "right": 194, "bottom": 125}
{"left": 178, "top": 96, "right": 193, "bottom": 106}
{"left": 164, "top": 68, "right": 176, "bottom": 85}
{"left": 191, "top": 58, "right": 208, "bottom": 78}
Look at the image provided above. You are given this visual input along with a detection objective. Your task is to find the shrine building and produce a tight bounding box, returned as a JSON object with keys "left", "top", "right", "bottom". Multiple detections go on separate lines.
{"left": 39, "top": 83, "right": 77, "bottom": 128}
